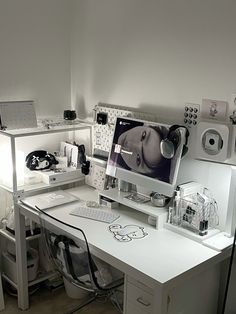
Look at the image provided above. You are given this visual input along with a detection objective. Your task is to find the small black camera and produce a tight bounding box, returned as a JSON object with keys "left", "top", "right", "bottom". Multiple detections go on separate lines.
{"left": 64, "top": 110, "right": 77, "bottom": 120}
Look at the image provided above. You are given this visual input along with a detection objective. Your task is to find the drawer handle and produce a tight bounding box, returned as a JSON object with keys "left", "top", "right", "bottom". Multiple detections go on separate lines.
{"left": 136, "top": 297, "right": 151, "bottom": 307}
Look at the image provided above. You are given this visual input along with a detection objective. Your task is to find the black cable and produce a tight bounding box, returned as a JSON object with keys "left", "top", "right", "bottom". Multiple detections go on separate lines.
{"left": 222, "top": 227, "right": 236, "bottom": 314}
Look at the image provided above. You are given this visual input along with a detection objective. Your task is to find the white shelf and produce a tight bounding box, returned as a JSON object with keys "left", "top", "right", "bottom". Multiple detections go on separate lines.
{"left": 0, "top": 176, "right": 85, "bottom": 194}
{"left": 0, "top": 229, "right": 41, "bottom": 243}
{"left": 2, "top": 273, "right": 17, "bottom": 289}
{"left": 0, "top": 120, "right": 92, "bottom": 138}
{"left": 28, "top": 271, "right": 57, "bottom": 287}
{"left": 99, "top": 187, "right": 168, "bottom": 218}
{"left": 2, "top": 270, "right": 57, "bottom": 288}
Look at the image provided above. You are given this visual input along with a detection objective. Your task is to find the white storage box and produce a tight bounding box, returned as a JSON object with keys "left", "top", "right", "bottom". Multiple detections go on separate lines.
{"left": 2, "top": 248, "right": 39, "bottom": 283}
{"left": 38, "top": 168, "right": 83, "bottom": 185}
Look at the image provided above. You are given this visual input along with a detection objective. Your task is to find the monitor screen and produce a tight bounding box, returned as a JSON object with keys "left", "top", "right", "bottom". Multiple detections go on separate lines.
{"left": 106, "top": 117, "right": 185, "bottom": 197}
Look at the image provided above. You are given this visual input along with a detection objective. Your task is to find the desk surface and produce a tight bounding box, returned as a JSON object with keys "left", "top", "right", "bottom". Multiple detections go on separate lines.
{"left": 19, "top": 185, "right": 226, "bottom": 289}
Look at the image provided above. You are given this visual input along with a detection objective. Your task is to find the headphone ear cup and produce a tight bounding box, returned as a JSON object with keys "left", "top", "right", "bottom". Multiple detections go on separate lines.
{"left": 81, "top": 161, "right": 90, "bottom": 175}
{"left": 161, "top": 125, "right": 190, "bottom": 159}
{"left": 78, "top": 145, "right": 86, "bottom": 164}
{"left": 168, "top": 129, "right": 180, "bottom": 146}
{"left": 78, "top": 145, "right": 90, "bottom": 175}
{"left": 168, "top": 128, "right": 190, "bottom": 158}
{"left": 160, "top": 139, "right": 175, "bottom": 159}
{"left": 160, "top": 126, "right": 180, "bottom": 159}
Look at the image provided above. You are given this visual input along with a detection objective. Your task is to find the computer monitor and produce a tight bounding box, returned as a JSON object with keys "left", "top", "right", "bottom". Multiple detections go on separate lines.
{"left": 106, "top": 117, "right": 186, "bottom": 197}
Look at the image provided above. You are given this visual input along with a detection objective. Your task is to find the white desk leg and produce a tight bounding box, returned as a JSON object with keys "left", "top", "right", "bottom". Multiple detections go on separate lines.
{"left": 14, "top": 205, "right": 29, "bottom": 310}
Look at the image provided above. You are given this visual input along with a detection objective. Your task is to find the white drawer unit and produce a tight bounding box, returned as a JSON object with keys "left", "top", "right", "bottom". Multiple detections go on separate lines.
{"left": 126, "top": 277, "right": 154, "bottom": 314}
{"left": 126, "top": 301, "right": 151, "bottom": 314}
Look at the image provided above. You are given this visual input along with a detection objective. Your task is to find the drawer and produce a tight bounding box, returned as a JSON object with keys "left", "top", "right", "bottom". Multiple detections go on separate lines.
{"left": 127, "top": 276, "right": 154, "bottom": 295}
{"left": 126, "top": 282, "right": 154, "bottom": 314}
{"left": 126, "top": 301, "right": 151, "bottom": 314}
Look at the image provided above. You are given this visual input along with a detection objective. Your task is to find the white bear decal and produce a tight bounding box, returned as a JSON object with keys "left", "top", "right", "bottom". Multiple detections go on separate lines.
{"left": 109, "top": 224, "right": 148, "bottom": 242}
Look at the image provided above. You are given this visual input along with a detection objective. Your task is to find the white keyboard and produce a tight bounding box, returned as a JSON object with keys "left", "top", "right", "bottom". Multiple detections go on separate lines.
{"left": 70, "top": 206, "right": 120, "bottom": 224}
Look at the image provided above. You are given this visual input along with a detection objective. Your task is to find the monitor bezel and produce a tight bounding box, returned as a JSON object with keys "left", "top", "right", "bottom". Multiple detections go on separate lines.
{"left": 106, "top": 116, "right": 185, "bottom": 197}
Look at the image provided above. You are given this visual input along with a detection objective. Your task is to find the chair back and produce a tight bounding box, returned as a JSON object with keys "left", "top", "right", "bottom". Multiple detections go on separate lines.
{"left": 39, "top": 210, "right": 123, "bottom": 293}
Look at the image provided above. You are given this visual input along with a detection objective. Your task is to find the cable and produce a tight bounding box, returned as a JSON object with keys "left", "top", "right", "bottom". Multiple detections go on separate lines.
{"left": 222, "top": 227, "right": 236, "bottom": 314}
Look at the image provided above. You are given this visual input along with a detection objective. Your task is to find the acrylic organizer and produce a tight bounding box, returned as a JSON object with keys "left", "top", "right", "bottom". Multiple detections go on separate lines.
{"left": 172, "top": 193, "right": 219, "bottom": 236}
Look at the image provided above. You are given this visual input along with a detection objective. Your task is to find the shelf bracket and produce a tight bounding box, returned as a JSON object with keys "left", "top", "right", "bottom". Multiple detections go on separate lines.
{"left": 13, "top": 190, "right": 25, "bottom": 202}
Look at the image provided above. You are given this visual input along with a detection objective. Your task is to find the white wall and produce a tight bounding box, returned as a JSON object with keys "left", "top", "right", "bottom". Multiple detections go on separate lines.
{"left": 0, "top": 0, "right": 72, "bottom": 219}
{"left": 70, "top": 0, "right": 236, "bottom": 231}
{"left": 0, "top": 0, "right": 71, "bottom": 116}
{"left": 71, "top": 0, "right": 236, "bottom": 120}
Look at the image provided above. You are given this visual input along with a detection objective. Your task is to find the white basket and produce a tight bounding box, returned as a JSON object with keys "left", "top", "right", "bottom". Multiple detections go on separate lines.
{"left": 63, "top": 277, "right": 89, "bottom": 299}
{"left": 2, "top": 248, "right": 39, "bottom": 283}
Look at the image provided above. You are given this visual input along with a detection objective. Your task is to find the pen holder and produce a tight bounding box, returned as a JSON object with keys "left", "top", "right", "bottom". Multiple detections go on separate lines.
{"left": 172, "top": 194, "right": 219, "bottom": 236}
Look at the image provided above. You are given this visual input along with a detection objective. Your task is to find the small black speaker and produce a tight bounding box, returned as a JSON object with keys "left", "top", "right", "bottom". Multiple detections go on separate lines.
{"left": 64, "top": 110, "right": 76, "bottom": 120}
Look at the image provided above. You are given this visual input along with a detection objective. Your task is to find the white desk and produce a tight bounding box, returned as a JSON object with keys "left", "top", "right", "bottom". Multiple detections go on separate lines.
{"left": 15, "top": 185, "right": 229, "bottom": 314}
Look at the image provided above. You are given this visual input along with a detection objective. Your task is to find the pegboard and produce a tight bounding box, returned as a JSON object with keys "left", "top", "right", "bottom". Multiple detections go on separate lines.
{"left": 93, "top": 103, "right": 161, "bottom": 155}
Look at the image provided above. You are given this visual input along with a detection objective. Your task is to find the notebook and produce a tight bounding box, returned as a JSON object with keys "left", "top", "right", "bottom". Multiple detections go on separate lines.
{"left": 21, "top": 190, "right": 79, "bottom": 210}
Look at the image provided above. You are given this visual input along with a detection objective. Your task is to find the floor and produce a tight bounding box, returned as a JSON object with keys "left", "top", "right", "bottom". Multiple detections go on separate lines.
{"left": 2, "top": 287, "right": 121, "bottom": 314}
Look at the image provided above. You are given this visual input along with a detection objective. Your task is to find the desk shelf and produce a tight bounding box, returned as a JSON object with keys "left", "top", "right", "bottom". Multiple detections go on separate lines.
{"left": 99, "top": 188, "right": 168, "bottom": 218}
{"left": 99, "top": 188, "right": 168, "bottom": 229}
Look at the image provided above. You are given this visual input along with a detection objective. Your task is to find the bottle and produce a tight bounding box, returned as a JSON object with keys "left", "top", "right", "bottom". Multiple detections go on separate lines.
{"left": 173, "top": 190, "right": 181, "bottom": 226}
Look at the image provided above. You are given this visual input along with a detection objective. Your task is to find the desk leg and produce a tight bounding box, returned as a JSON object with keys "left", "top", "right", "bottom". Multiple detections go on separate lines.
{"left": 14, "top": 205, "right": 29, "bottom": 310}
{"left": 152, "top": 285, "right": 166, "bottom": 314}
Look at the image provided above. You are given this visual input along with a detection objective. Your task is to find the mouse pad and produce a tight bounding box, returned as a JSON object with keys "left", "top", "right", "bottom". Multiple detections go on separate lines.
{"left": 109, "top": 224, "right": 148, "bottom": 242}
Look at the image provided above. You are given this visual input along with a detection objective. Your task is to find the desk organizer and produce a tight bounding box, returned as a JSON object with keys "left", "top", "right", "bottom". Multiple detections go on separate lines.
{"left": 172, "top": 194, "right": 219, "bottom": 236}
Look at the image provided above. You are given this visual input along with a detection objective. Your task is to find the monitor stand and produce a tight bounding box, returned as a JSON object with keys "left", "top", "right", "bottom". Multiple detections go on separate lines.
{"left": 124, "top": 183, "right": 151, "bottom": 204}
{"left": 118, "top": 182, "right": 151, "bottom": 204}
{"left": 98, "top": 186, "right": 169, "bottom": 229}
{"left": 124, "top": 192, "right": 150, "bottom": 204}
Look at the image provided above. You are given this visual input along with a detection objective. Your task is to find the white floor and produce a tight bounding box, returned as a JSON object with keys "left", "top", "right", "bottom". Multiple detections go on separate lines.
{"left": 2, "top": 287, "right": 120, "bottom": 314}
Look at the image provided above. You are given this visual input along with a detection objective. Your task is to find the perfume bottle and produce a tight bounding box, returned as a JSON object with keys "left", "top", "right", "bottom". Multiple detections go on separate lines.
{"left": 172, "top": 190, "right": 181, "bottom": 226}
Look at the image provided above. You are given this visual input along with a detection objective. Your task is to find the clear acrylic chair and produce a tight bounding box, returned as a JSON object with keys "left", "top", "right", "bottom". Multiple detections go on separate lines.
{"left": 39, "top": 210, "right": 124, "bottom": 314}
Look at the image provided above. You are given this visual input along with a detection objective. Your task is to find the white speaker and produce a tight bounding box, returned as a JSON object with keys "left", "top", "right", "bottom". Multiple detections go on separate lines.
{"left": 195, "top": 122, "right": 230, "bottom": 162}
